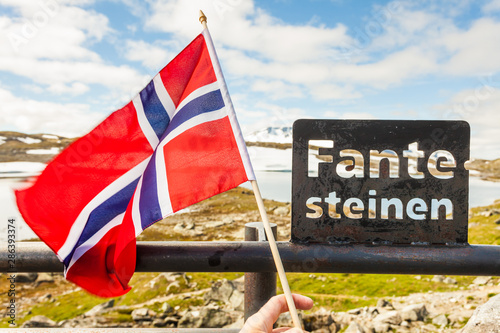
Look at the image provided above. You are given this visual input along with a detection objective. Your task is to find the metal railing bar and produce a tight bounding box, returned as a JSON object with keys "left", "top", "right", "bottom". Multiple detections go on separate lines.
{"left": 2, "top": 241, "right": 500, "bottom": 276}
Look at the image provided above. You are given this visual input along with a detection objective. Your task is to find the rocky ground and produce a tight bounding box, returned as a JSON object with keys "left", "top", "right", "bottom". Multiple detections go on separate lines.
{"left": 7, "top": 272, "right": 500, "bottom": 332}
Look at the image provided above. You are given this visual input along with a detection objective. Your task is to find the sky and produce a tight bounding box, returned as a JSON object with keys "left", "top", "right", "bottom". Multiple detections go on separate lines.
{"left": 0, "top": 0, "right": 499, "bottom": 159}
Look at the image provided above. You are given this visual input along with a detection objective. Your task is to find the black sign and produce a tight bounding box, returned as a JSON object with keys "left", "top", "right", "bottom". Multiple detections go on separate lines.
{"left": 291, "top": 120, "right": 470, "bottom": 245}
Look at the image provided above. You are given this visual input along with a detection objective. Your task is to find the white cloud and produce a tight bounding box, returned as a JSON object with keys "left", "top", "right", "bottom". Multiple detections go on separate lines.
{"left": 124, "top": 40, "right": 177, "bottom": 70}
{"left": 435, "top": 82, "right": 500, "bottom": 159}
{"left": 310, "top": 83, "right": 362, "bottom": 101}
{"left": 442, "top": 18, "right": 500, "bottom": 75}
{"left": 147, "top": 0, "right": 352, "bottom": 64}
{"left": 47, "top": 82, "right": 90, "bottom": 95}
{"left": 250, "top": 79, "right": 304, "bottom": 99}
{"left": 145, "top": 0, "right": 357, "bottom": 101}
{"left": 22, "top": 84, "right": 45, "bottom": 94}
{"left": 0, "top": 0, "right": 146, "bottom": 98}
{"left": 143, "top": 0, "right": 500, "bottom": 103}
{"left": 483, "top": 0, "right": 500, "bottom": 13}
{"left": 340, "top": 112, "right": 377, "bottom": 120}
{"left": 334, "top": 46, "right": 438, "bottom": 88}
{"left": 323, "top": 111, "right": 377, "bottom": 119}
{"left": 0, "top": 57, "right": 147, "bottom": 96}
{"left": 0, "top": 87, "right": 103, "bottom": 137}
{"left": 0, "top": 1, "right": 110, "bottom": 59}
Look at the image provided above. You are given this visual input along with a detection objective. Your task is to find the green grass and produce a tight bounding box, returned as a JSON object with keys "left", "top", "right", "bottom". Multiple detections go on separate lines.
{"left": 14, "top": 290, "right": 105, "bottom": 326}
{"left": 278, "top": 273, "right": 478, "bottom": 311}
{"left": 468, "top": 201, "right": 500, "bottom": 245}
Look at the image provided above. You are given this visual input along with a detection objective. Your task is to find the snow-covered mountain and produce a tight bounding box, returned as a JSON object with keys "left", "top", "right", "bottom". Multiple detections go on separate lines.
{"left": 243, "top": 126, "right": 294, "bottom": 171}
{"left": 244, "top": 126, "right": 293, "bottom": 144}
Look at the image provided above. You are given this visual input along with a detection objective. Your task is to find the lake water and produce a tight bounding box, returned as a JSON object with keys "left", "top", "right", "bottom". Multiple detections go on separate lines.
{"left": 1, "top": 173, "right": 499, "bottom": 241}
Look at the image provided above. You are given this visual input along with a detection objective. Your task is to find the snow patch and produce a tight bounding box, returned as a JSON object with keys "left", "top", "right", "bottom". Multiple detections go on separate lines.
{"left": 16, "top": 137, "right": 42, "bottom": 144}
{"left": 0, "top": 136, "right": 6, "bottom": 145}
{"left": 42, "top": 134, "right": 59, "bottom": 140}
{"left": 245, "top": 126, "right": 292, "bottom": 144}
{"left": 26, "top": 147, "right": 60, "bottom": 155}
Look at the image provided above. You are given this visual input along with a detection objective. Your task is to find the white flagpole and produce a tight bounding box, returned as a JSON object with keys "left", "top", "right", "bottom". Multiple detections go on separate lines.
{"left": 199, "top": 10, "right": 302, "bottom": 328}
{"left": 250, "top": 180, "right": 302, "bottom": 328}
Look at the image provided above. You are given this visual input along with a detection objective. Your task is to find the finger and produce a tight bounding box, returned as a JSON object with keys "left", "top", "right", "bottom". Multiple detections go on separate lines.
{"left": 242, "top": 294, "right": 314, "bottom": 332}
{"left": 291, "top": 294, "right": 314, "bottom": 311}
{"left": 252, "top": 294, "right": 290, "bottom": 329}
{"left": 241, "top": 295, "right": 288, "bottom": 332}
{"left": 272, "top": 328, "right": 307, "bottom": 333}
{"left": 256, "top": 294, "right": 314, "bottom": 326}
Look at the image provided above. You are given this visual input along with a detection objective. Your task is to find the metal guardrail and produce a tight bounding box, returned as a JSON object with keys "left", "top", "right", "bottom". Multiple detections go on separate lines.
{"left": 4, "top": 241, "right": 500, "bottom": 276}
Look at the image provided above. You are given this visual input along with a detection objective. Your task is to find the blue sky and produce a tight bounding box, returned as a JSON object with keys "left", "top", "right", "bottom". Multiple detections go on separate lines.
{"left": 1, "top": 0, "right": 500, "bottom": 158}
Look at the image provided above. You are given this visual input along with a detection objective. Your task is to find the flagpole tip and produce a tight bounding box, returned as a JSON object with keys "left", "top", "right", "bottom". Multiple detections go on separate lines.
{"left": 199, "top": 10, "right": 207, "bottom": 26}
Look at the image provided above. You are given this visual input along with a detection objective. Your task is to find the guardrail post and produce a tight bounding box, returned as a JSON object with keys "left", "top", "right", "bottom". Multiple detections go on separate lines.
{"left": 244, "top": 222, "right": 277, "bottom": 321}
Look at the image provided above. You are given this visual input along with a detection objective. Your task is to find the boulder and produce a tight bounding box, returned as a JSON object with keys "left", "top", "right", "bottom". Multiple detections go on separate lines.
{"left": 178, "top": 307, "right": 231, "bottom": 328}
{"left": 161, "top": 302, "right": 173, "bottom": 314}
{"left": 431, "top": 275, "right": 445, "bottom": 283}
{"left": 275, "top": 312, "right": 294, "bottom": 328}
{"left": 472, "top": 276, "right": 492, "bottom": 286}
{"left": 21, "top": 315, "right": 58, "bottom": 328}
{"left": 461, "top": 294, "right": 500, "bottom": 332}
{"left": 400, "top": 303, "right": 428, "bottom": 322}
{"left": 376, "top": 299, "right": 394, "bottom": 310}
{"left": 131, "top": 308, "right": 157, "bottom": 322}
{"left": 152, "top": 318, "right": 167, "bottom": 327}
{"left": 303, "top": 311, "right": 336, "bottom": 332}
{"left": 276, "top": 312, "right": 305, "bottom": 328}
{"left": 173, "top": 222, "right": 203, "bottom": 236}
{"left": 432, "top": 314, "right": 448, "bottom": 327}
{"left": 443, "top": 277, "right": 458, "bottom": 284}
{"left": 15, "top": 273, "right": 38, "bottom": 283}
{"left": 345, "top": 321, "right": 367, "bottom": 333}
{"left": 35, "top": 273, "right": 54, "bottom": 286}
{"left": 224, "top": 316, "right": 244, "bottom": 329}
{"left": 204, "top": 279, "right": 235, "bottom": 302}
{"left": 38, "top": 293, "right": 52, "bottom": 303}
{"left": 58, "top": 317, "right": 98, "bottom": 328}
{"left": 347, "top": 308, "right": 362, "bottom": 315}
{"left": 373, "top": 310, "right": 401, "bottom": 325}
{"left": 372, "top": 321, "right": 390, "bottom": 333}
{"left": 273, "top": 206, "right": 290, "bottom": 216}
{"left": 204, "top": 279, "right": 244, "bottom": 310}
{"left": 84, "top": 300, "right": 115, "bottom": 317}
{"left": 229, "top": 288, "right": 244, "bottom": 311}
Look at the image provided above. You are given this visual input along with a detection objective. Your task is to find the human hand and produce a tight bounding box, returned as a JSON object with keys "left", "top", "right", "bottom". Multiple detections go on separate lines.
{"left": 240, "top": 293, "right": 313, "bottom": 333}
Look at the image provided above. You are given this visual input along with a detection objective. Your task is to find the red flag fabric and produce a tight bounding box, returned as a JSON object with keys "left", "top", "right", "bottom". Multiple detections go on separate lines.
{"left": 16, "top": 29, "right": 255, "bottom": 297}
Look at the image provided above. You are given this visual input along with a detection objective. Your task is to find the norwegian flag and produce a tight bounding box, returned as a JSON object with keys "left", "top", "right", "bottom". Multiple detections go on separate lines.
{"left": 15, "top": 29, "right": 255, "bottom": 297}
